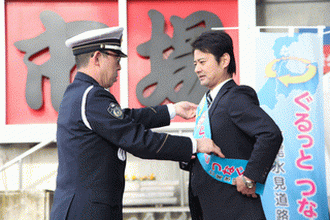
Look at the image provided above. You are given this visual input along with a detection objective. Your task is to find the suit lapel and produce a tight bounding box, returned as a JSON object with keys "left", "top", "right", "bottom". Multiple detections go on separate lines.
{"left": 208, "top": 79, "right": 236, "bottom": 116}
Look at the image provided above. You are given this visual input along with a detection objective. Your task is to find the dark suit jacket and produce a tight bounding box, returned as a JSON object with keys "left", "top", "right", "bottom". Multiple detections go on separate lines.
{"left": 181, "top": 80, "right": 283, "bottom": 219}
{"left": 50, "top": 72, "right": 193, "bottom": 220}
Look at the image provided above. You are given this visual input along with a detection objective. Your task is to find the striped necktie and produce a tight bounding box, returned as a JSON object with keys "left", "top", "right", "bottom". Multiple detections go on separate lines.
{"left": 206, "top": 91, "right": 213, "bottom": 107}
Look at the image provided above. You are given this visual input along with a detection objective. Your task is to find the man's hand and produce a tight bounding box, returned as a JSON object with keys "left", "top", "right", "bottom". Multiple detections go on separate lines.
{"left": 234, "top": 175, "right": 258, "bottom": 198}
{"left": 196, "top": 138, "right": 225, "bottom": 158}
{"left": 174, "top": 101, "right": 197, "bottom": 119}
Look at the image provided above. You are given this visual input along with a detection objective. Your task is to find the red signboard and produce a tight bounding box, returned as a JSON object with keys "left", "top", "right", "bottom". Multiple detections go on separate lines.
{"left": 6, "top": 1, "right": 119, "bottom": 124}
{"left": 5, "top": 0, "right": 238, "bottom": 125}
{"left": 127, "top": 0, "right": 239, "bottom": 124}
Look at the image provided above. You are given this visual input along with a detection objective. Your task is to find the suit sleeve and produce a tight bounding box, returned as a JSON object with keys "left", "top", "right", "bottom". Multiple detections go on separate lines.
{"left": 228, "top": 86, "right": 283, "bottom": 184}
{"left": 85, "top": 88, "right": 193, "bottom": 162}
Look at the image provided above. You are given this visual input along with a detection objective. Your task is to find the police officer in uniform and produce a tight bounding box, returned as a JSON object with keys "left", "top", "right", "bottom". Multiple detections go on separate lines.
{"left": 50, "top": 27, "right": 223, "bottom": 220}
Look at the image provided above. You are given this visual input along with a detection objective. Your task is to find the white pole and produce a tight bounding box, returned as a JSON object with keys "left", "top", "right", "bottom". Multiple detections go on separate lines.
{"left": 238, "top": 0, "right": 257, "bottom": 88}
{"left": 118, "top": 0, "right": 129, "bottom": 108}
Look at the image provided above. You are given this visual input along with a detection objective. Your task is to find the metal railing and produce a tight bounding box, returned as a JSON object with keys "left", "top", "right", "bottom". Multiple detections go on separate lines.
{"left": 0, "top": 138, "right": 55, "bottom": 190}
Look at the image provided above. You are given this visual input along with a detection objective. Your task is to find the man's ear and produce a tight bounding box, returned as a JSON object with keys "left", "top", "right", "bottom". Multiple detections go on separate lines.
{"left": 91, "top": 51, "right": 102, "bottom": 66}
{"left": 221, "top": 53, "right": 230, "bottom": 68}
{"left": 220, "top": 53, "right": 230, "bottom": 68}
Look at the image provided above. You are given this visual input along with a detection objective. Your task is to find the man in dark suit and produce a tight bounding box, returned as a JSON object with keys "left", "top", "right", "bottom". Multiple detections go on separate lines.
{"left": 180, "top": 30, "right": 283, "bottom": 219}
{"left": 50, "top": 27, "right": 223, "bottom": 220}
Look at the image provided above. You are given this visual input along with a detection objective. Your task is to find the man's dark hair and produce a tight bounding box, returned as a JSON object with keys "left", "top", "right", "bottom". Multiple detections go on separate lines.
{"left": 191, "top": 30, "right": 236, "bottom": 76}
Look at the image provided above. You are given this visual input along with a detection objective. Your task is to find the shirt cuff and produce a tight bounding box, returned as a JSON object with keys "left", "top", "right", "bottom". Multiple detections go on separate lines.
{"left": 191, "top": 138, "right": 197, "bottom": 154}
{"left": 167, "top": 103, "right": 176, "bottom": 120}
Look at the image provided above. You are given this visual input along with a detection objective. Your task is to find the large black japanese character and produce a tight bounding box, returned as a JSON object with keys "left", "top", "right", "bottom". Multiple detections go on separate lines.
{"left": 14, "top": 10, "right": 108, "bottom": 111}
{"left": 136, "top": 10, "right": 223, "bottom": 106}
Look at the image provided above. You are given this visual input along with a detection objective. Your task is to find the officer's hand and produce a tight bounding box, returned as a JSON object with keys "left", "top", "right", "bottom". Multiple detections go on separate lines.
{"left": 174, "top": 101, "right": 197, "bottom": 119}
{"left": 234, "top": 175, "right": 258, "bottom": 198}
{"left": 196, "top": 138, "right": 225, "bottom": 158}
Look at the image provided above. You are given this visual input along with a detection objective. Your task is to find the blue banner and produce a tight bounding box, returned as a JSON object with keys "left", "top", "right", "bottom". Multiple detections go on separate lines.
{"left": 256, "top": 32, "right": 329, "bottom": 219}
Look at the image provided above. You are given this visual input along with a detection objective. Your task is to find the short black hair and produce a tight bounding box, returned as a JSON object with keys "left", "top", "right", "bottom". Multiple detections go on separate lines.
{"left": 191, "top": 30, "right": 236, "bottom": 76}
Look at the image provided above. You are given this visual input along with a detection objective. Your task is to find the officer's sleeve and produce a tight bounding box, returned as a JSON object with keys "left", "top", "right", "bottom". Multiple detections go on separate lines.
{"left": 122, "top": 105, "right": 171, "bottom": 129}
{"left": 84, "top": 88, "right": 193, "bottom": 162}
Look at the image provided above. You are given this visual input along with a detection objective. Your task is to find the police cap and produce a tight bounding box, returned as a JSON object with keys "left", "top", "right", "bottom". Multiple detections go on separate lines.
{"left": 65, "top": 26, "right": 127, "bottom": 57}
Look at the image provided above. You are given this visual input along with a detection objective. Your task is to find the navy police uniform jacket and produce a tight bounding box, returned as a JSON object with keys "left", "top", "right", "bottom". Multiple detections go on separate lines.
{"left": 50, "top": 72, "right": 193, "bottom": 220}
